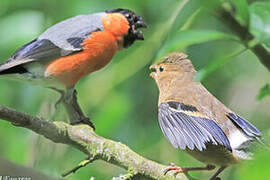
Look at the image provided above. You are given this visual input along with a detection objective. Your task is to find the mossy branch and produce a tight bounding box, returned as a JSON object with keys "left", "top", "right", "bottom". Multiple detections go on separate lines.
{"left": 0, "top": 105, "right": 187, "bottom": 180}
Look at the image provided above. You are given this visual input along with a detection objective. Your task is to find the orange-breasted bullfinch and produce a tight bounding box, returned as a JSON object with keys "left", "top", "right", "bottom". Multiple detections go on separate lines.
{"left": 0, "top": 8, "right": 147, "bottom": 129}
{"left": 150, "top": 52, "right": 262, "bottom": 180}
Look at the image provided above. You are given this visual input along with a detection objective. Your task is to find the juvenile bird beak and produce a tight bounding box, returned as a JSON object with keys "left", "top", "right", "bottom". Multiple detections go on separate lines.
{"left": 149, "top": 64, "right": 157, "bottom": 78}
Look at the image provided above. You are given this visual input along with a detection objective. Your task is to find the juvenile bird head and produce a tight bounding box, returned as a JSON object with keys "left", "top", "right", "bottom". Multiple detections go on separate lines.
{"left": 106, "top": 8, "right": 147, "bottom": 48}
{"left": 150, "top": 52, "right": 196, "bottom": 90}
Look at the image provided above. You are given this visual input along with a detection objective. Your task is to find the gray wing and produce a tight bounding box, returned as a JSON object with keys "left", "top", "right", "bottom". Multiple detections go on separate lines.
{"left": 38, "top": 13, "right": 105, "bottom": 51}
{"left": 158, "top": 102, "right": 232, "bottom": 151}
{"left": 0, "top": 39, "right": 62, "bottom": 74}
{"left": 0, "top": 12, "right": 106, "bottom": 74}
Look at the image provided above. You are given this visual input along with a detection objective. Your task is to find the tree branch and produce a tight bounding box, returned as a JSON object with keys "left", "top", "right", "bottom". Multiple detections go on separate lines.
{"left": 0, "top": 105, "right": 187, "bottom": 180}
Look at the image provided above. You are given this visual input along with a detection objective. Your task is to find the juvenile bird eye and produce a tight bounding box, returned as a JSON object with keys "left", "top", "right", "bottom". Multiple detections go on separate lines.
{"left": 159, "top": 66, "right": 164, "bottom": 72}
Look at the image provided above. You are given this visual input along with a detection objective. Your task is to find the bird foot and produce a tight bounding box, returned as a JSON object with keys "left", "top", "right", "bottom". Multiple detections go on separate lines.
{"left": 164, "top": 163, "right": 216, "bottom": 178}
{"left": 70, "top": 117, "right": 95, "bottom": 130}
{"left": 164, "top": 163, "right": 184, "bottom": 175}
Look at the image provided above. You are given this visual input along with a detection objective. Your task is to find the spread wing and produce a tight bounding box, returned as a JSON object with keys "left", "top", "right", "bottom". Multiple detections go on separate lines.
{"left": 0, "top": 13, "right": 105, "bottom": 74}
{"left": 158, "top": 101, "right": 232, "bottom": 151}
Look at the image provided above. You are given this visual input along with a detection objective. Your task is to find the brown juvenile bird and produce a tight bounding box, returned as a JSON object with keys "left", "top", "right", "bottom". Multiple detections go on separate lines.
{"left": 150, "top": 52, "right": 261, "bottom": 180}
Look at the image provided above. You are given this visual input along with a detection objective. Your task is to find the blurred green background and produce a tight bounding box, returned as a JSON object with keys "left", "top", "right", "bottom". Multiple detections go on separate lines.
{"left": 0, "top": 0, "right": 270, "bottom": 179}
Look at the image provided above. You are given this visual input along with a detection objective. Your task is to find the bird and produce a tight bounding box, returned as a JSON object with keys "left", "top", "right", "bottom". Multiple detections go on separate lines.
{"left": 150, "top": 52, "right": 262, "bottom": 180}
{"left": 0, "top": 8, "right": 147, "bottom": 129}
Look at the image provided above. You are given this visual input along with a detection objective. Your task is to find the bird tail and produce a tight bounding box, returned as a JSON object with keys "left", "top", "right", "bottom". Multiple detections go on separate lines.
{"left": 0, "top": 59, "right": 28, "bottom": 75}
{"left": 0, "top": 60, "right": 11, "bottom": 75}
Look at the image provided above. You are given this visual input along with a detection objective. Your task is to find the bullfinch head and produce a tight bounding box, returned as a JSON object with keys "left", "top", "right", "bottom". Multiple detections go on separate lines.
{"left": 106, "top": 8, "right": 147, "bottom": 48}
{"left": 150, "top": 52, "right": 196, "bottom": 91}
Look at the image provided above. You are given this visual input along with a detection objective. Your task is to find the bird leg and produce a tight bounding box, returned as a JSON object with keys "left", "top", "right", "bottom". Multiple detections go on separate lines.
{"left": 51, "top": 87, "right": 95, "bottom": 130}
{"left": 50, "top": 87, "right": 65, "bottom": 109}
{"left": 64, "top": 88, "right": 95, "bottom": 129}
{"left": 164, "top": 163, "right": 215, "bottom": 175}
{"left": 209, "top": 166, "right": 227, "bottom": 180}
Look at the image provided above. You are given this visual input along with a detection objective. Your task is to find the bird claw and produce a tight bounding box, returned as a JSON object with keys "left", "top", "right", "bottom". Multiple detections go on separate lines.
{"left": 163, "top": 163, "right": 183, "bottom": 175}
{"left": 164, "top": 163, "right": 217, "bottom": 179}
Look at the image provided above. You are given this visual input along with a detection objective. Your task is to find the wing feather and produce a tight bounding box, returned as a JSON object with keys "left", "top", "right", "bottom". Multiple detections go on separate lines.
{"left": 158, "top": 102, "right": 232, "bottom": 151}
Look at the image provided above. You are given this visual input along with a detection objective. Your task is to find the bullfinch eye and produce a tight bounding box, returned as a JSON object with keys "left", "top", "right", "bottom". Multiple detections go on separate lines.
{"left": 159, "top": 66, "right": 164, "bottom": 72}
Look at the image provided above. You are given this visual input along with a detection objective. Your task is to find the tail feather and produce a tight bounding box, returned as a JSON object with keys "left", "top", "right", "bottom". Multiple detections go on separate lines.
{"left": 0, "top": 58, "right": 28, "bottom": 75}
{"left": 0, "top": 65, "right": 28, "bottom": 75}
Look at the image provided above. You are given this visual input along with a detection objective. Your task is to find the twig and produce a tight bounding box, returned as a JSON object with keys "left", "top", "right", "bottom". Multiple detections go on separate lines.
{"left": 62, "top": 156, "right": 95, "bottom": 177}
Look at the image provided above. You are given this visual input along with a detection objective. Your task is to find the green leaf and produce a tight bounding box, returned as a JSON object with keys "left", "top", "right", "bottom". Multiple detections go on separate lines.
{"left": 195, "top": 48, "right": 247, "bottom": 81}
{"left": 249, "top": 2, "right": 270, "bottom": 44}
{"left": 157, "top": 29, "right": 238, "bottom": 59}
{"left": 231, "top": 0, "right": 249, "bottom": 25}
{"left": 257, "top": 83, "right": 270, "bottom": 100}
{"left": 171, "top": 0, "right": 202, "bottom": 32}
